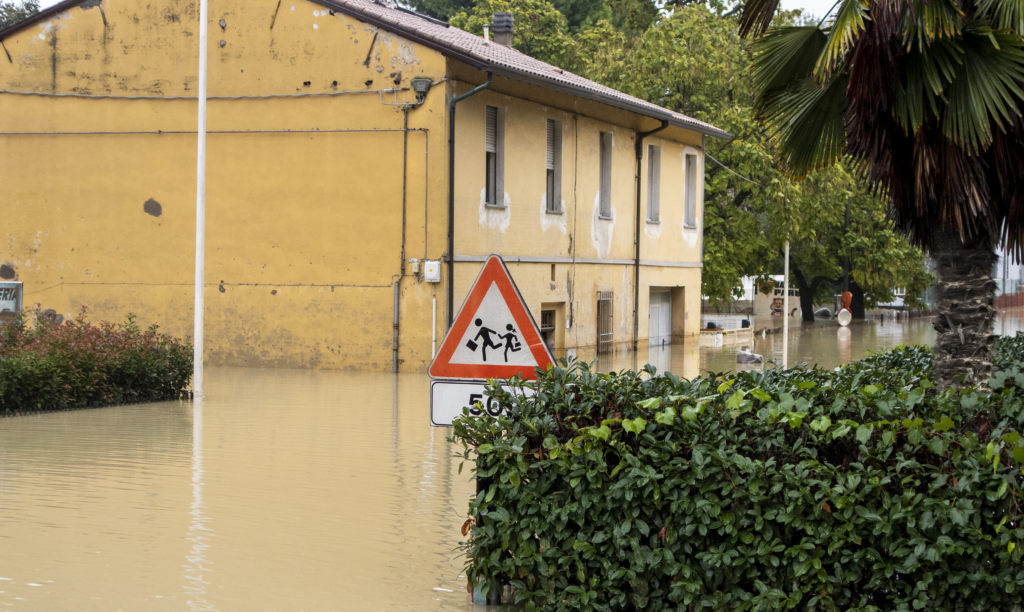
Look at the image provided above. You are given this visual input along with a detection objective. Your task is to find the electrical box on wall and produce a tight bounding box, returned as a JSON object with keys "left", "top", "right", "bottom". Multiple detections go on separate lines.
{"left": 424, "top": 260, "right": 441, "bottom": 283}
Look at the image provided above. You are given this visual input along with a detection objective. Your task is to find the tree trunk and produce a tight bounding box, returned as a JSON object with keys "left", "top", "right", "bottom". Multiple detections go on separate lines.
{"left": 931, "top": 229, "right": 998, "bottom": 389}
{"left": 792, "top": 269, "right": 816, "bottom": 322}
{"left": 800, "top": 289, "right": 816, "bottom": 322}
{"left": 849, "top": 280, "right": 866, "bottom": 319}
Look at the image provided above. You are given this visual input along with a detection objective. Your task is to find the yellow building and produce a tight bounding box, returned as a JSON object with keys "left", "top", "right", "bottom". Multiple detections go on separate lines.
{"left": 0, "top": 0, "right": 728, "bottom": 372}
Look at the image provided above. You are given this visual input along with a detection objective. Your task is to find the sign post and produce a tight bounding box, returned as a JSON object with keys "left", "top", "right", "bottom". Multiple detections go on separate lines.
{"left": 428, "top": 254, "right": 553, "bottom": 427}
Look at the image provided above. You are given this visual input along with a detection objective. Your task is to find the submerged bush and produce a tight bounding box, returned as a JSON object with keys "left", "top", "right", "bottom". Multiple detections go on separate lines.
{"left": 0, "top": 307, "right": 192, "bottom": 414}
{"left": 453, "top": 346, "right": 1024, "bottom": 611}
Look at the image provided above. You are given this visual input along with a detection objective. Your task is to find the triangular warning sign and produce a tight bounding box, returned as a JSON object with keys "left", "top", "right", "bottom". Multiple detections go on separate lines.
{"left": 429, "top": 255, "right": 554, "bottom": 380}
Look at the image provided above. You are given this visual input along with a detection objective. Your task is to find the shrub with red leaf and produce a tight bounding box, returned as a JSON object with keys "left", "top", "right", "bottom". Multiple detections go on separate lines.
{"left": 0, "top": 306, "right": 192, "bottom": 414}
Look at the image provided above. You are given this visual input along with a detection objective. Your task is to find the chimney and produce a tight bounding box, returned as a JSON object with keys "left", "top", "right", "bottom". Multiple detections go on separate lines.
{"left": 492, "top": 12, "right": 513, "bottom": 47}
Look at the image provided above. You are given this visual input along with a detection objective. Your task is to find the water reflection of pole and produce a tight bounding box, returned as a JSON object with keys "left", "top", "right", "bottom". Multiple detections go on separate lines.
{"left": 783, "top": 241, "right": 790, "bottom": 369}
{"left": 185, "top": 398, "right": 216, "bottom": 611}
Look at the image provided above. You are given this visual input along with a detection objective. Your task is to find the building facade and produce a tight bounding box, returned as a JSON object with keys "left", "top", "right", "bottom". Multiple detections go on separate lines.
{"left": 0, "top": 0, "right": 728, "bottom": 371}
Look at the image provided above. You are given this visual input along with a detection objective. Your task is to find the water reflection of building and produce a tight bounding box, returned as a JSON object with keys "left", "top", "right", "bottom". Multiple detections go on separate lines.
{"left": 995, "top": 248, "right": 1024, "bottom": 308}
{"left": 0, "top": 0, "right": 727, "bottom": 372}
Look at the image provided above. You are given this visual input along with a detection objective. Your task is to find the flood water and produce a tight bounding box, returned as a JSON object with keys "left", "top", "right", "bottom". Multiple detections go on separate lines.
{"left": 1, "top": 312, "right": 1022, "bottom": 611}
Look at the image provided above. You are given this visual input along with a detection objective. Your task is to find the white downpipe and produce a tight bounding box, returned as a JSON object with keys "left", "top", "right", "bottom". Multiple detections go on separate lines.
{"left": 193, "top": 0, "right": 209, "bottom": 397}
{"left": 431, "top": 296, "right": 437, "bottom": 358}
{"left": 783, "top": 241, "right": 790, "bottom": 369}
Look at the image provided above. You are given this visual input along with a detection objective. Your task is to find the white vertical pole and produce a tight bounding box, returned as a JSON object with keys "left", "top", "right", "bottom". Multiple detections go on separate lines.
{"left": 783, "top": 241, "right": 790, "bottom": 369}
{"left": 193, "top": 0, "right": 209, "bottom": 398}
{"left": 432, "top": 296, "right": 437, "bottom": 358}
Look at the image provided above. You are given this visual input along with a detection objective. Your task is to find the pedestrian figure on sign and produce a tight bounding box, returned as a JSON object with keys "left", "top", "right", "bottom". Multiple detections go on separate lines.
{"left": 499, "top": 324, "right": 522, "bottom": 363}
{"left": 466, "top": 318, "right": 503, "bottom": 361}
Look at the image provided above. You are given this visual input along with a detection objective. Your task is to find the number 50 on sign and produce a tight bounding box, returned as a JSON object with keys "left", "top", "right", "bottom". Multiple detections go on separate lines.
{"left": 429, "top": 380, "right": 534, "bottom": 427}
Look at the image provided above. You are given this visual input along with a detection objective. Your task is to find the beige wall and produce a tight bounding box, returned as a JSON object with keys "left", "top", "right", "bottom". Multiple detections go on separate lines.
{"left": 1, "top": 0, "right": 706, "bottom": 372}
{"left": 1, "top": 0, "right": 450, "bottom": 371}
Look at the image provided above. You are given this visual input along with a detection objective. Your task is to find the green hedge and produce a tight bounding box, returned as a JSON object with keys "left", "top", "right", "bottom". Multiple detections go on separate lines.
{"left": 1, "top": 308, "right": 192, "bottom": 414}
{"left": 452, "top": 346, "right": 1024, "bottom": 611}
{"left": 996, "top": 332, "right": 1024, "bottom": 366}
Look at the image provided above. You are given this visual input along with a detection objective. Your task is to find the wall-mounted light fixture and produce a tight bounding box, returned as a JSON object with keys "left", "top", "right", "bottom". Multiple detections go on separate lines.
{"left": 410, "top": 77, "right": 433, "bottom": 103}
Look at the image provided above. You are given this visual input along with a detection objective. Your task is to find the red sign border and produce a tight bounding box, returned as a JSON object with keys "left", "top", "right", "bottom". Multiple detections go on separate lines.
{"left": 429, "top": 255, "right": 554, "bottom": 380}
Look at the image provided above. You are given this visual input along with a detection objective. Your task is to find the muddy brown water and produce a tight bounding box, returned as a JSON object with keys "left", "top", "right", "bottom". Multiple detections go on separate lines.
{"left": 1, "top": 312, "right": 1022, "bottom": 610}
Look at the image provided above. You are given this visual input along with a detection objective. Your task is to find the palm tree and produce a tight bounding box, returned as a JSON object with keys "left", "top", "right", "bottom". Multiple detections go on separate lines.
{"left": 738, "top": 0, "right": 1024, "bottom": 388}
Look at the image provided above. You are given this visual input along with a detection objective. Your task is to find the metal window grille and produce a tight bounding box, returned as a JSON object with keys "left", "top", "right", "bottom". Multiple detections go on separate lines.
{"left": 599, "top": 133, "right": 612, "bottom": 218}
{"left": 647, "top": 144, "right": 661, "bottom": 222}
{"left": 597, "top": 291, "right": 614, "bottom": 354}
{"left": 684, "top": 153, "right": 698, "bottom": 227}
{"left": 541, "top": 310, "right": 555, "bottom": 331}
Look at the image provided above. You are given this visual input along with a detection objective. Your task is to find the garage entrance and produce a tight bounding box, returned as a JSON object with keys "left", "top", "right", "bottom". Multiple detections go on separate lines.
{"left": 649, "top": 289, "right": 672, "bottom": 346}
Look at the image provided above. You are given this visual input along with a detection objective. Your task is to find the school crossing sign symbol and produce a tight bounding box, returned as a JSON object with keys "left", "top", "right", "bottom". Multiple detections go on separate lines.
{"left": 429, "top": 254, "right": 554, "bottom": 426}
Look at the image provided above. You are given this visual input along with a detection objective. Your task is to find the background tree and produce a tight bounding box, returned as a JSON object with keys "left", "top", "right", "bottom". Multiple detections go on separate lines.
{"left": 777, "top": 163, "right": 933, "bottom": 321}
{"left": 0, "top": 0, "right": 38, "bottom": 31}
{"left": 739, "top": 0, "right": 1024, "bottom": 387}
{"left": 448, "top": 0, "right": 577, "bottom": 66}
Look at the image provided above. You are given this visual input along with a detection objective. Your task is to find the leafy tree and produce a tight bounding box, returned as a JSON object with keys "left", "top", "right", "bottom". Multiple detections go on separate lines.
{"left": 449, "top": 0, "right": 578, "bottom": 66}
{"left": 408, "top": 0, "right": 608, "bottom": 29}
{"left": 738, "top": 0, "right": 1024, "bottom": 387}
{"left": 781, "top": 165, "right": 933, "bottom": 321}
{"left": 549, "top": 0, "right": 610, "bottom": 31}
{"left": 0, "top": 0, "right": 38, "bottom": 31}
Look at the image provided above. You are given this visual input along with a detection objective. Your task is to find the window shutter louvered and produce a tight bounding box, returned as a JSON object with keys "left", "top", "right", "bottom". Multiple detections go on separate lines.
{"left": 486, "top": 106, "right": 497, "bottom": 153}
{"left": 685, "top": 153, "right": 698, "bottom": 227}
{"left": 546, "top": 120, "right": 556, "bottom": 170}
{"left": 599, "top": 132, "right": 612, "bottom": 217}
{"left": 647, "top": 145, "right": 660, "bottom": 221}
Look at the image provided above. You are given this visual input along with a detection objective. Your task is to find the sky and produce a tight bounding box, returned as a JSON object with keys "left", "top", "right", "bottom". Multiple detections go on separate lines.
{"left": 39, "top": 0, "right": 836, "bottom": 20}
{"left": 778, "top": 0, "right": 837, "bottom": 19}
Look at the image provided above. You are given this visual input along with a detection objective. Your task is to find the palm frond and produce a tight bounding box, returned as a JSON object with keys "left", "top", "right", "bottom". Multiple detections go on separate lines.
{"left": 739, "top": 0, "right": 782, "bottom": 38}
{"left": 752, "top": 27, "right": 828, "bottom": 96}
{"left": 816, "top": 0, "right": 872, "bottom": 76}
{"left": 975, "top": 0, "right": 1024, "bottom": 36}
{"left": 758, "top": 74, "right": 850, "bottom": 178}
{"left": 892, "top": 36, "right": 963, "bottom": 134}
{"left": 903, "top": 0, "right": 964, "bottom": 51}
{"left": 942, "top": 23, "right": 1024, "bottom": 150}
{"left": 992, "top": 118, "right": 1024, "bottom": 260}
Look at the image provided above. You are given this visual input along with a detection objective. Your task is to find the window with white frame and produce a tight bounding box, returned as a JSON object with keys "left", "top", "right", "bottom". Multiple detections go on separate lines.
{"left": 647, "top": 144, "right": 661, "bottom": 222}
{"left": 599, "top": 132, "right": 613, "bottom": 218}
{"left": 545, "top": 119, "right": 563, "bottom": 213}
{"left": 684, "top": 153, "right": 698, "bottom": 228}
{"left": 485, "top": 105, "right": 505, "bottom": 206}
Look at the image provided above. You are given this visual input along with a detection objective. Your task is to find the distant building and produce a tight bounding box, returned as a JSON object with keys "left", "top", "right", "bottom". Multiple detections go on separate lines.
{"left": 0, "top": 0, "right": 728, "bottom": 371}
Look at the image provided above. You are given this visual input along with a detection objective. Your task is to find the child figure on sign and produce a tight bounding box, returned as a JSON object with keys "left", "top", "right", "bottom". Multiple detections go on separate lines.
{"left": 499, "top": 324, "right": 522, "bottom": 363}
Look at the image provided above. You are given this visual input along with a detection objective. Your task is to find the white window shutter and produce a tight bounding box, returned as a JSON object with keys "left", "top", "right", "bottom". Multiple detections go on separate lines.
{"left": 546, "top": 120, "right": 556, "bottom": 170}
{"left": 486, "top": 106, "right": 497, "bottom": 153}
